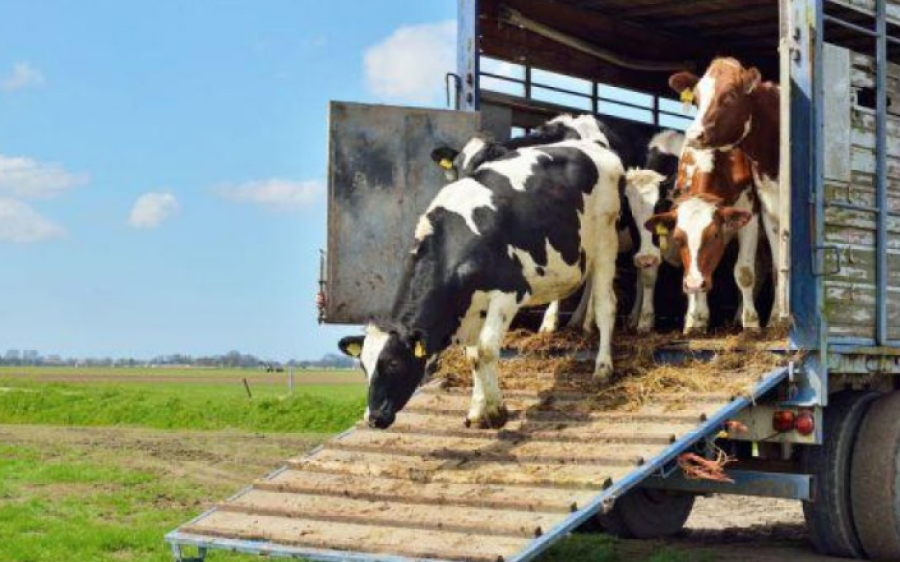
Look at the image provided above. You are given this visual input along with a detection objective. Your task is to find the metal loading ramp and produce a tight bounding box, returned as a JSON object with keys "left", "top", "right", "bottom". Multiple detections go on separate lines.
{"left": 167, "top": 355, "right": 788, "bottom": 562}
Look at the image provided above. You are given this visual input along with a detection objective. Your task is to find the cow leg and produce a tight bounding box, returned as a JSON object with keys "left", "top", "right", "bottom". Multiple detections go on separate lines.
{"left": 684, "top": 292, "right": 709, "bottom": 334}
{"left": 567, "top": 276, "right": 594, "bottom": 333}
{"left": 465, "top": 292, "right": 517, "bottom": 429}
{"left": 632, "top": 266, "right": 659, "bottom": 332}
{"left": 591, "top": 222, "right": 618, "bottom": 383}
{"left": 735, "top": 214, "right": 761, "bottom": 330}
{"left": 757, "top": 181, "right": 786, "bottom": 328}
{"left": 538, "top": 301, "right": 560, "bottom": 334}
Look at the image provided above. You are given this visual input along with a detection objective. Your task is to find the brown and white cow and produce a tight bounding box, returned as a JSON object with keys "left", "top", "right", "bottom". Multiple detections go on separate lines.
{"left": 669, "top": 57, "right": 783, "bottom": 325}
{"left": 646, "top": 146, "right": 760, "bottom": 333}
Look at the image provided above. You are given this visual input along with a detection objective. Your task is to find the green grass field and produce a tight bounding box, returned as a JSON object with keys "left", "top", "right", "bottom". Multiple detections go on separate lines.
{"left": 0, "top": 367, "right": 701, "bottom": 562}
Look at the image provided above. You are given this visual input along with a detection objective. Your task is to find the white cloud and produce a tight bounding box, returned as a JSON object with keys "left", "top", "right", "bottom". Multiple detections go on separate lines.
{"left": 216, "top": 179, "right": 323, "bottom": 212}
{"left": 0, "top": 198, "right": 64, "bottom": 243}
{"left": 129, "top": 192, "right": 180, "bottom": 229}
{"left": 1, "top": 62, "right": 45, "bottom": 92}
{"left": 0, "top": 154, "right": 88, "bottom": 199}
{"left": 364, "top": 21, "right": 456, "bottom": 105}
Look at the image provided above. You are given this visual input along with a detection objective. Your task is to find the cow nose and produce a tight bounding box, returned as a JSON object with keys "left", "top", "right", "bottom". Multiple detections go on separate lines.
{"left": 683, "top": 278, "right": 709, "bottom": 294}
{"left": 367, "top": 410, "right": 395, "bottom": 430}
{"left": 634, "top": 254, "right": 660, "bottom": 269}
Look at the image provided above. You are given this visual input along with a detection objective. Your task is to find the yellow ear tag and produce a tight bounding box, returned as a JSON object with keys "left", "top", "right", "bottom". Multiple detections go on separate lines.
{"left": 414, "top": 341, "right": 427, "bottom": 358}
{"left": 680, "top": 88, "right": 694, "bottom": 112}
{"left": 656, "top": 224, "right": 670, "bottom": 252}
{"left": 439, "top": 159, "right": 454, "bottom": 170}
{"left": 345, "top": 343, "right": 362, "bottom": 358}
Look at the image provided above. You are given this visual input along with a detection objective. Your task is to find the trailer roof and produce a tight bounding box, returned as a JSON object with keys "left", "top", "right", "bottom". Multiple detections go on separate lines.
{"left": 479, "top": 0, "right": 900, "bottom": 97}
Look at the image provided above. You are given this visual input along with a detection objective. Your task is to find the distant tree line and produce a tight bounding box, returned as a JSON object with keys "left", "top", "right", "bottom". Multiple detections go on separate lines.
{"left": 0, "top": 349, "right": 355, "bottom": 369}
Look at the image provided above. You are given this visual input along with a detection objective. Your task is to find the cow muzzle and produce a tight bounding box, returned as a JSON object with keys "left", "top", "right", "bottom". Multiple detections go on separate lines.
{"left": 367, "top": 409, "right": 396, "bottom": 430}
{"left": 634, "top": 254, "right": 661, "bottom": 269}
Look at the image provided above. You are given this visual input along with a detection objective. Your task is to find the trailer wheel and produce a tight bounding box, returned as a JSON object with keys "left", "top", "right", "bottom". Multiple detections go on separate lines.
{"left": 851, "top": 391, "right": 900, "bottom": 561}
{"left": 596, "top": 488, "right": 695, "bottom": 539}
{"left": 801, "top": 390, "right": 878, "bottom": 558}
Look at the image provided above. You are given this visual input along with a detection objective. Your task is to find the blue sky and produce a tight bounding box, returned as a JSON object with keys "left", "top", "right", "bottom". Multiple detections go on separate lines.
{"left": 0, "top": 0, "right": 457, "bottom": 360}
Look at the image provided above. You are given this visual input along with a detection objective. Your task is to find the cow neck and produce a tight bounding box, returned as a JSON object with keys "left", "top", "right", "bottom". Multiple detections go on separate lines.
{"left": 388, "top": 258, "right": 464, "bottom": 358}
{"left": 689, "top": 150, "right": 753, "bottom": 207}
{"left": 739, "top": 82, "right": 780, "bottom": 180}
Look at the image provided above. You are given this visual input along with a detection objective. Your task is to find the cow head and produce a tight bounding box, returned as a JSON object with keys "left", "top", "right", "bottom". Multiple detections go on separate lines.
{"left": 625, "top": 168, "right": 669, "bottom": 269}
{"left": 645, "top": 195, "right": 753, "bottom": 294}
{"left": 670, "top": 58, "right": 761, "bottom": 150}
{"left": 338, "top": 325, "right": 428, "bottom": 429}
{"left": 430, "top": 137, "right": 509, "bottom": 182}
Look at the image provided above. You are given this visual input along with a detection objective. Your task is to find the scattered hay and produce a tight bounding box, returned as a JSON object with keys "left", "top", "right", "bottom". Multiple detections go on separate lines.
{"left": 431, "top": 327, "right": 798, "bottom": 413}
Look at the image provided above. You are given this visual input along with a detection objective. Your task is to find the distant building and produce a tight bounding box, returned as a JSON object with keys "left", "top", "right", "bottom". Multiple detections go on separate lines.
{"left": 45, "top": 355, "right": 63, "bottom": 366}
{"left": 5, "top": 349, "right": 20, "bottom": 363}
{"left": 23, "top": 350, "right": 39, "bottom": 365}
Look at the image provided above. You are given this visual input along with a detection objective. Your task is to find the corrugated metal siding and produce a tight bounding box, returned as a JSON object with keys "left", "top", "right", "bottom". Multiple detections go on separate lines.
{"left": 823, "top": 44, "right": 900, "bottom": 340}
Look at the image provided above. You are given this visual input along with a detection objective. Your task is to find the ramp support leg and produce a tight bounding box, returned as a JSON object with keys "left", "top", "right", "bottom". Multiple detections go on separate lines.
{"left": 171, "top": 543, "right": 206, "bottom": 562}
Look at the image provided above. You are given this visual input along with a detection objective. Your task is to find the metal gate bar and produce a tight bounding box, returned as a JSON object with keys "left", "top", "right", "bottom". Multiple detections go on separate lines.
{"left": 875, "top": 0, "right": 891, "bottom": 346}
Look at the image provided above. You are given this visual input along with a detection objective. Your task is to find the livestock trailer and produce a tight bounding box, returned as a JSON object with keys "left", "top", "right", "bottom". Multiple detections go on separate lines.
{"left": 168, "top": 1, "right": 900, "bottom": 561}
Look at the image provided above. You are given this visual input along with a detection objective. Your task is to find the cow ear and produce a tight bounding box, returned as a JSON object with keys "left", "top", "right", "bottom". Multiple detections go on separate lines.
{"left": 626, "top": 168, "right": 666, "bottom": 190}
{"left": 431, "top": 146, "right": 459, "bottom": 171}
{"left": 669, "top": 71, "right": 699, "bottom": 96}
{"left": 743, "top": 67, "right": 762, "bottom": 94}
{"left": 719, "top": 207, "right": 753, "bottom": 231}
{"left": 405, "top": 331, "right": 428, "bottom": 359}
{"left": 338, "top": 336, "right": 364, "bottom": 358}
{"left": 644, "top": 210, "right": 677, "bottom": 234}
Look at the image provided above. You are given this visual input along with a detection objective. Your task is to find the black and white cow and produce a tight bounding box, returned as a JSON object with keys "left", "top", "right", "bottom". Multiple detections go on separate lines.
{"left": 339, "top": 137, "right": 624, "bottom": 430}
{"left": 623, "top": 129, "right": 685, "bottom": 331}
{"left": 432, "top": 114, "right": 665, "bottom": 333}
{"left": 434, "top": 118, "right": 685, "bottom": 334}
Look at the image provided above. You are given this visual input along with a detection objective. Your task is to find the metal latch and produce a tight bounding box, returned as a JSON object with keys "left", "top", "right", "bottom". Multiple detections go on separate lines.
{"left": 814, "top": 245, "right": 842, "bottom": 277}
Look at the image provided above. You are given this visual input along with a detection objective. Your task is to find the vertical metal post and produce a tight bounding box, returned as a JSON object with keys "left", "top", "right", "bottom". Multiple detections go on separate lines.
{"left": 592, "top": 81, "right": 600, "bottom": 115}
{"left": 457, "top": 0, "right": 480, "bottom": 111}
{"left": 777, "top": 0, "right": 794, "bottom": 324}
{"left": 876, "top": 0, "right": 889, "bottom": 344}
{"left": 524, "top": 63, "right": 533, "bottom": 100}
{"left": 788, "top": 0, "right": 822, "bottom": 352}
{"left": 288, "top": 367, "right": 295, "bottom": 395}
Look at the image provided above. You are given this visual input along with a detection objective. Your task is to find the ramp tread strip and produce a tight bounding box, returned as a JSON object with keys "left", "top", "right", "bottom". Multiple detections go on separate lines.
{"left": 337, "top": 427, "right": 670, "bottom": 460}
{"left": 218, "top": 489, "right": 557, "bottom": 538}
{"left": 417, "top": 386, "right": 734, "bottom": 404}
{"left": 326, "top": 440, "right": 649, "bottom": 467}
{"left": 401, "top": 406, "right": 708, "bottom": 424}
{"left": 288, "top": 450, "right": 630, "bottom": 490}
{"left": 181, "top": 510, "right": 530, "bottom": 562}
{"left": 257, "top": 470, "right": 594, "bottom": 513}
{"left": 377, "top": 424, "right": 679, "bottom": 445}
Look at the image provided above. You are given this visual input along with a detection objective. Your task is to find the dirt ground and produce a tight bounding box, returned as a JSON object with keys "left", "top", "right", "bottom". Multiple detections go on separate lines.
{"left": 0, "top": 425, "right": 844, "bottom": 562}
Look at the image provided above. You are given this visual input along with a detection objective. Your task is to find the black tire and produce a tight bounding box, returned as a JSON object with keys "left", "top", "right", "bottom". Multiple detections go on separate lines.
{"left": 597, "top": 488, "right": 695, "bottom": 539}
{"left": 801, "top": 390, "right": 879, "bottom": 558}
{"left": 851, "top": 391, "right": 900, "bottom": 561}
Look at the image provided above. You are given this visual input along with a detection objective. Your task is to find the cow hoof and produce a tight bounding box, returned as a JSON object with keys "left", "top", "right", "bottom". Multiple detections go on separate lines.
{"left": 637, "top": 321, "right": 654, "bottom": 333}
{"left": 466, "top": 404, "right": 509, "bottom": 429}
{"left": 593, "top": 364, "right": 613, "bottom": 384}
{"left": 538, "top": 324, "right": 558, "bottom": 334}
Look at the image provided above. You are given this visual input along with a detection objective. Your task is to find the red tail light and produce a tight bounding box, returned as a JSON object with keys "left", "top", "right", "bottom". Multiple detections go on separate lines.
{"left": 795, "top": 410, "right": 816, "bottom": 436}
{"left": 773, "top": 410, "right": 796, "bottom": 433}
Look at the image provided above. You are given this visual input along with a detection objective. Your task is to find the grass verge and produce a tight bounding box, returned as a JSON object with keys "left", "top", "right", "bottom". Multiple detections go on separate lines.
{"left": 0, "top": 381, "right": 365, "bottom": 433}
